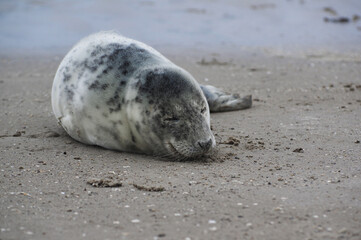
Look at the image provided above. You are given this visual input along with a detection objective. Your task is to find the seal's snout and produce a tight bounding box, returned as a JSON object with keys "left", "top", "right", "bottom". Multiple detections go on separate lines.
{"left": 197, "top": 138, "right": 213, "bottom": 152}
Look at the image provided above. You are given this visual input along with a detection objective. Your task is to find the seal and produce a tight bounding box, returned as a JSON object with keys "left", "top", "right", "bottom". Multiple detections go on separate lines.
{"left": 51, "top": 32, "right": 252, "bottom": 160}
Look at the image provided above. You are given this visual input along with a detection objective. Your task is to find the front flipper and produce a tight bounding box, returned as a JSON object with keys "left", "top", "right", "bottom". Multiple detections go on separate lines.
{"left": 200, "top": 85, "right": 252, "bottom": 112}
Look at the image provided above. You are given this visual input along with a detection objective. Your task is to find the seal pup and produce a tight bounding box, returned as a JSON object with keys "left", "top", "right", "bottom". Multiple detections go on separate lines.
{"left": 51, "top": 32, "right": 251, "bottom": 160}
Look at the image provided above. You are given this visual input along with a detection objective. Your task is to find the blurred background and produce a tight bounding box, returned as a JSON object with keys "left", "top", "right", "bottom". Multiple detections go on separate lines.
{"left": 0, "top": 0, "right": 360, "bottom": 54}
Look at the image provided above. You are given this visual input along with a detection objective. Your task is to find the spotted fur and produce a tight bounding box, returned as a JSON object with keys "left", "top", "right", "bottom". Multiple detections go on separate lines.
{"left": 52, "top": 32, "right": 251, "bottom": 159}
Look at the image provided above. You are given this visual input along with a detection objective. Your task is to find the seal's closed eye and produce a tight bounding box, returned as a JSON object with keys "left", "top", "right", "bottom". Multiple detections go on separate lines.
{"left": 164, "top": 116, "right": 180, "bottom": 122}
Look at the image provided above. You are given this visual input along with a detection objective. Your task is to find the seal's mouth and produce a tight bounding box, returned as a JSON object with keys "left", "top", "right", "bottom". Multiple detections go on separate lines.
{"left": 167, "top": 142, "right": 182, "bottom": 158}
{"left": 166, "top": 141, "right": 207, "bottom": 161}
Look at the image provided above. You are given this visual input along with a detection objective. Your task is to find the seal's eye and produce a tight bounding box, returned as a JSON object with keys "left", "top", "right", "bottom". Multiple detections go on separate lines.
{"left": 164, "top": 116, "right": 179, "bottom": 122}
{"left": 201, "top": 107, "right": 207, "bottom": 114}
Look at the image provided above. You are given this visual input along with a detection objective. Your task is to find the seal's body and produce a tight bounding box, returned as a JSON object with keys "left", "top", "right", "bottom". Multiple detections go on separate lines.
{"left": 52, "top": 32, "right": 251, "bottom": 159}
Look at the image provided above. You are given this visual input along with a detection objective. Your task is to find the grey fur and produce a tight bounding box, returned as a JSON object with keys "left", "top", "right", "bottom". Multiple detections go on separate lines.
{"left": 51, "top": 32, "right": 251, "bottom": 159}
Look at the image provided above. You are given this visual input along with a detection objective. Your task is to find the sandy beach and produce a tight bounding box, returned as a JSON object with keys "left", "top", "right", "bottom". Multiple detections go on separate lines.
{"left": 1, "top": 49, "right": 360, "bottom": 239}
{"left": 1, "top": 0, "right": 361, "bottom": 239}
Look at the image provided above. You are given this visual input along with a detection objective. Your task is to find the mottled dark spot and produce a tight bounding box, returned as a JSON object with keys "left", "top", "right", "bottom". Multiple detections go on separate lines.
{"left": 149, "top": 100, "right": 154, "bottom": 104}
{"left": 134, "top": 80, "right": 142, "bottom": 88}
{"left": 95, "top": 105, "right": 100, "bottom": 109}
{"left": 89, "top": 80, "right": 100, "bottom": 90}
{"left": 101, "top": 84, "right": 109, "bottom": 90}
{"left": 65, "top": 86, "right": 74, "bottom": 101}
{"left": 78, "top": 71, "right": 84, "bottom": 80}
{"left": 109, "top": 103, "right": 121, "bottom": 113}
{"left": 63, "top": 72, "right": 71, "bottom": 82}
{"left": 131, "top": 133, "right": 136, "bottom": 143}
{"left": 120, "top": 81, "right": 126, "bottom": 86}
{"left": 83, "top": 60, "right": 98, "bottom": 72}
{"left": 135, "top": 123, "right": 140, "bottom": 132}
{"left": 118, "top": 61, "right": 130, "bottom": 72}
{"left": 90, "top": 45, "right": 102, "bottom": 57}
{"left": 135, "top": 96, "right": 142, "bottom": 103}
{"left": 107, "top": 94, "right": 119, "bottom": 106}
{"left": 115, "top": 73, "right": 121, "bottom": 79}
{"left": 122, "top": 70, "right": 128, "bottom": 75}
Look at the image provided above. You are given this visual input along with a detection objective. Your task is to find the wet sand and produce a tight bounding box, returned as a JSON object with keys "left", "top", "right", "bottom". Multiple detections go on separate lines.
{"left": 0, "top": 49, "right": 360, "bottom": 239}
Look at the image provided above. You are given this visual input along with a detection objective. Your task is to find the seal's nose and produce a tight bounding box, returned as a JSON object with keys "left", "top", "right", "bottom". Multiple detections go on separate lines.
{"left": 198, "top": 138, "right": 213, "bottom": 152}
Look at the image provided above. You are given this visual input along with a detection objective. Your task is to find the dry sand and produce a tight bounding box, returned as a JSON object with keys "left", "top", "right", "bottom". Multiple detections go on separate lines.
{"left": 0, "top": 50, "right": 360, "bottom": 240}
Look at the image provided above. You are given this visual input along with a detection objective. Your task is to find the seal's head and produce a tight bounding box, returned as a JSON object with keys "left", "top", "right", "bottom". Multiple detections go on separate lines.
{"left": 127, "top": 67, "right": 215, "bottom": 160}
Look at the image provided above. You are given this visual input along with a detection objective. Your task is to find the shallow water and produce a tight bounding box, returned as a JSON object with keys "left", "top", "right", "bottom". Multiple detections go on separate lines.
{"left": 0, "top": 0, "right": 360, "bottom": 53}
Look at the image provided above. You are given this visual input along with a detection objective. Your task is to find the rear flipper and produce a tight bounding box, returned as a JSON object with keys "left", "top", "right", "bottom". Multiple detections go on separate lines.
{"left": 200, "top": 85, "right": 252, "bottom": 112}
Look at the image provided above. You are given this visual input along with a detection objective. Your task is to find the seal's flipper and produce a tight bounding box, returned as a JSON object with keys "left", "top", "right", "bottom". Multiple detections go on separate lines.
{"left": 200, "top": 85, "right": 252, "bottom": 112}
